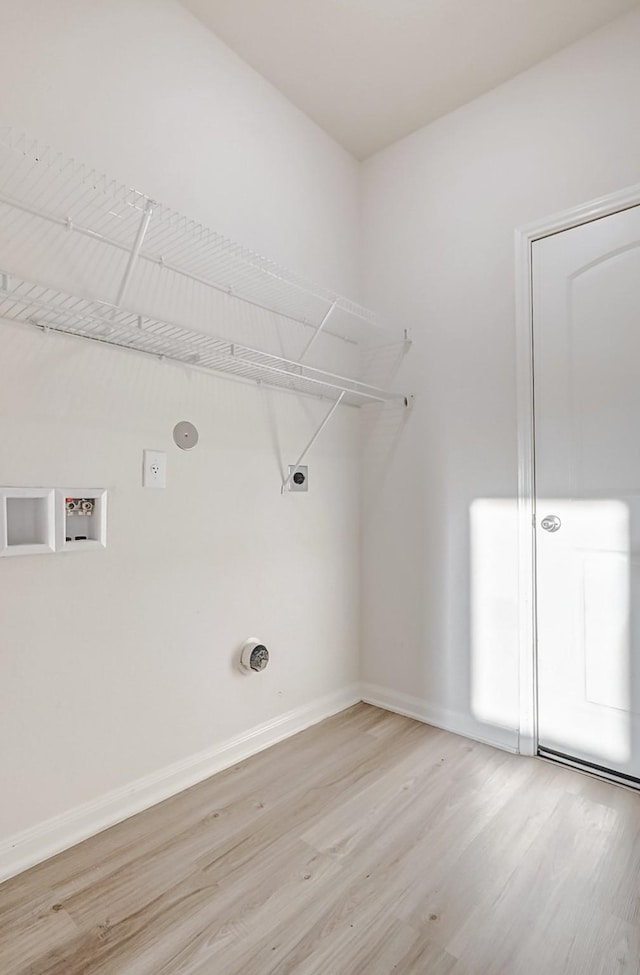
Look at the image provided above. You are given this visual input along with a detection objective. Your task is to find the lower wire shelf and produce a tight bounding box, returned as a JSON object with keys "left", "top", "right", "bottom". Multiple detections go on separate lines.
{"left": 0, "top": 273, "right": 409, "bottom": 409}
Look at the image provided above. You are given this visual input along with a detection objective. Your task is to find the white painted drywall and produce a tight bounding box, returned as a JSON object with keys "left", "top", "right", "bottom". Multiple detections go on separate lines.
{"left": 183, "top": 0, "right": 640, "bottom": 159}
{"left": 0, "top": 0, "right": 359, "bottom": 292}
{"left": 360, "top": 7, "right": 640, "bottom": 746}
{"left": 0, "top": 0, "right": 361, "bottom": 849}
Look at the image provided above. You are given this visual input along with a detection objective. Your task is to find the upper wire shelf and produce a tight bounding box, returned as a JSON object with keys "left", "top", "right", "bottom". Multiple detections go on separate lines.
{"left": 0, "top": 128, "right": 409, "bottom": 409}
{"left": 0, "top": 128, "right": 381, "bottom": 343}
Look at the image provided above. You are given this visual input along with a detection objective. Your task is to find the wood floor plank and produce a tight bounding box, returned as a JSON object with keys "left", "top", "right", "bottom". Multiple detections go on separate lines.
{"left": 1, "top": 703, "right": 639, "bottom": 975}
{"left": 0, "top": 904, "right": 78, "bottom": 974}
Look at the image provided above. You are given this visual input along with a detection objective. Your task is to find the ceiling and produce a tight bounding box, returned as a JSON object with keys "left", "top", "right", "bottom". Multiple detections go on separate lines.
{"left": 181, "top": 0, "right": 639, "bottom": 159}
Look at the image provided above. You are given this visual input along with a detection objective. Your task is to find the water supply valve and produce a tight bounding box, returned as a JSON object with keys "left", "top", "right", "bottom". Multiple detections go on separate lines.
{"left": 66, "top": 497, "right": 95, "bottom": 516}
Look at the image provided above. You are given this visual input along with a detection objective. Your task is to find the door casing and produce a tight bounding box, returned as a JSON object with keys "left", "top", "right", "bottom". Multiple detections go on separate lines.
{"left": 515, "top": 182, "right": 640, "bottom": 757}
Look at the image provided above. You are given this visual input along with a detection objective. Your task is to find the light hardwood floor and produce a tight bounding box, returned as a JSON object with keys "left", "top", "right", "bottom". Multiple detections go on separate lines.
{"left": 1, "top": 704, "right": 640, "bottom": 974}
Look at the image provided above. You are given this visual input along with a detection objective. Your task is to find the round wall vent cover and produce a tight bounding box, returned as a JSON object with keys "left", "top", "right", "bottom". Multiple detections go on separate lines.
{"left": 173, "top": 421, "right": 199, "bottom": 450}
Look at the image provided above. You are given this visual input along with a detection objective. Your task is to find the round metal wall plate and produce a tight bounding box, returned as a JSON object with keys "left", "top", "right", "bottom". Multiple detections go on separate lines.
{"left": 173, "top": 421, "right": 199, "bottom": 450}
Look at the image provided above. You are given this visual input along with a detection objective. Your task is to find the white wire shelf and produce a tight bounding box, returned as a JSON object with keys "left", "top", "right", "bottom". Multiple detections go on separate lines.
{"left": 0, "top": 128, "right": 384, "bottom": 345}
{"left": 0, "top": 127, "right": 410, "bottom": 416}
{"left": 0, "top": 274, "right": 408, "bottom": 408}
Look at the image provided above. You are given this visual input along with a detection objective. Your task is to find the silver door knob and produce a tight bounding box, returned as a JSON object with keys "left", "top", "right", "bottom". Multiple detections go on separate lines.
{"left": 541, "top": 515, "right": 561, "bottom": 533}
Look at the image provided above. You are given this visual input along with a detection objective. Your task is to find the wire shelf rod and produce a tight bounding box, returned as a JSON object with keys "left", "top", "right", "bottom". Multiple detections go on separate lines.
{"left": 36, "top": 319, "right": 388, "bottom": 404}
{"left": 141, "top": 254, "right": 357, "bottom": 344}
{"left": 0, "top": 273, "right": 405, "bottom": 407}
{"left": 0, "top": 190, "right": 357, "bottom": 344}
{"left": 0, "top": 191, "right": 138, "bottom": 255}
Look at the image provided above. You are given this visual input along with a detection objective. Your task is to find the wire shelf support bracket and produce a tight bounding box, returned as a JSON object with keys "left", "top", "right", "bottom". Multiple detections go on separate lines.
{"left": 298, "top": 300, "right": 336, "bottom": 363}
{"left": 281, "top": 392, "right": 346, "bottom": 494}
{"left": 114, "top": 197, "right": 156, "bottom": 309}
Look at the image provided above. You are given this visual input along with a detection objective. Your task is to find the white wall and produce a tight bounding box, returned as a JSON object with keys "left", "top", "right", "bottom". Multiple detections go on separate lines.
{"left": 0, "top": 0, "right": 361, "bottom": 860}
{"left": 360, "top": 7, "right": 640, "bottom": 748}
{"left": 0, "top": 0, "right": 360, "bottom": 291}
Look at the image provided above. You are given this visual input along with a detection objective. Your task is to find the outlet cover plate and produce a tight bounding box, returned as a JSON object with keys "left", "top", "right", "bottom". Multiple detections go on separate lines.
{"left": 143, "top": 450, "right": 167, "bottom": 489}
{"left": 288, "top": 465, "right": 308, "bottom": 492}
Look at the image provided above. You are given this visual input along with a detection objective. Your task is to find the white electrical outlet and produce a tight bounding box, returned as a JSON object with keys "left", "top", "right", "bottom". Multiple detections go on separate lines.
{"left": 143, "top": 449, "right": 167, "bottom": 489}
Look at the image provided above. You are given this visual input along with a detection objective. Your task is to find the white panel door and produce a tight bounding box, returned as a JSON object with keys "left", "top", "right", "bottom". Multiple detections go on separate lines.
{"left": 534, "top": 204, "right": 640, "bottom": 781}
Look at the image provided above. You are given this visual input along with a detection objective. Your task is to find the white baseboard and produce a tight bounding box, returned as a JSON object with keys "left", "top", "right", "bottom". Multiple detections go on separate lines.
{"left": 361, "top": 683, "right": 519, "bottom": 754}
{"left": 0, "top": 684, "right": 361, "bottom": 884}
{"left": 0, "top": 682, "right": 520, "bottom": 884}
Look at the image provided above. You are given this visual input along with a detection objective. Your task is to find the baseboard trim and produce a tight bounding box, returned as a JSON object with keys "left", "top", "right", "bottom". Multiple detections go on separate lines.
{"left": 361, "top": 683, "right": 519, "bottom": 754}
{"left": 0, "top": 683, "right": 520, "bottom": 884}
{"left": 0, "top": 684, "right": 361, "bottom": 884}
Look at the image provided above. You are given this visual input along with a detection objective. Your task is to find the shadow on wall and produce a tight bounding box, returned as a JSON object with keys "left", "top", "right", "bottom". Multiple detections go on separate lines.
{"left": 360, "top": 339, "right": 413, "bottom": 523}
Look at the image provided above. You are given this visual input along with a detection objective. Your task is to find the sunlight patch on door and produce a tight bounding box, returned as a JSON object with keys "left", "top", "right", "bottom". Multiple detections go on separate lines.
{"left": 583, "top": 555, "right": 633, "bottom": 714}
{"left": 538, "top": 498, "right": 632, "bottom": 765}
{"left": 469, "top": 499, "right": 519, "bottom": 731}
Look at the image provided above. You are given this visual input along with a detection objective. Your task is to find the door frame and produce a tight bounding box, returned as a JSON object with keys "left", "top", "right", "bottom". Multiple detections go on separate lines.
{"left": 515, "top": 182, "right": 640, "bottom": 756}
